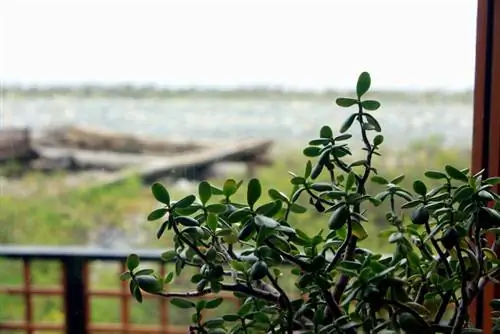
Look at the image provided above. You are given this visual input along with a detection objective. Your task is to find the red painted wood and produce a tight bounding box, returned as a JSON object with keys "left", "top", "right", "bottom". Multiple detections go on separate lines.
{"left": 470, "top": 0, "right": 500, "bottom": 332}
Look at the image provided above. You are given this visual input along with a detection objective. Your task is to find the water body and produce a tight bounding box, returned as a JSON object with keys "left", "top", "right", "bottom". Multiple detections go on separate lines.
{"left": 2, "top": 96, "right": 473, "bottom": 149}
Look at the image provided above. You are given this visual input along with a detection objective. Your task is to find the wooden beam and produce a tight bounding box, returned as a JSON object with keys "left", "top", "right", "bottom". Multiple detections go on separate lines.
{"left": 470, "top": 0, "right": 500, "bottom": 332}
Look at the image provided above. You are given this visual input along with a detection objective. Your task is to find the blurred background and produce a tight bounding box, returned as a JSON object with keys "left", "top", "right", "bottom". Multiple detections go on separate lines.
{"left": 0, "top": 0, "right": 478, "bottom": 331}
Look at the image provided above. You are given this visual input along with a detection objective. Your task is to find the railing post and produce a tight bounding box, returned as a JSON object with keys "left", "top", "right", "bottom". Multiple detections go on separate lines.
{"left": 62, "top": 257, "right": 88, "bottom": 334}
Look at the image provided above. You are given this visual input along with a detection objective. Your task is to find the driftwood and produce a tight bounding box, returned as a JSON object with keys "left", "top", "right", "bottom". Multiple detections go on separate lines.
{"left": 0, "top": 127, "right": 39, "bottom": 163}
{"left": 34, "top": 125, "right": 206, "bottom": 154}
{"left": 88, "top": 138, "right": 273, "bottom": 187}
{"left": 1, "top": 126, "right": 273, "bottom": 184}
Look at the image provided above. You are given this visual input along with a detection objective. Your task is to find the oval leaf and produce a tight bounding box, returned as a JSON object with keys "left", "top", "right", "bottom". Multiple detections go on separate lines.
{"left": 340, "top": 113, "right": 357, "bottom": 133}
{"left": 247, "top": 178, "right": 262, "bottom": 208}
{"left": 336, "top": 97, "right": 357, "bottom": 108}
{"left": 126, "top": 254, "right": 140, "bottom": 271}
{"left": 147, "top": 208, "right": 168, "bottom": 221}
{"left": 151, "top": 183, "right": 170, "bottom": 205}
{"left": 170, "top": 298, "right": 196, "bottom": 309}
{"left": 361, "top": 100, "right": 380, "bottom": 111}
{"left": 198, "top": 181, "right": 212, "bottom": 205}
{"left": 356, "top": 72, "right": 371, "bottom": 98}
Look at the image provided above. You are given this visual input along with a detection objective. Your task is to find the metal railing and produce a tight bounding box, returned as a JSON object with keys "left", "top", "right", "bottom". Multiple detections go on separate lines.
{"left": 0, "top": 245, "right": 240, "bottom": 334}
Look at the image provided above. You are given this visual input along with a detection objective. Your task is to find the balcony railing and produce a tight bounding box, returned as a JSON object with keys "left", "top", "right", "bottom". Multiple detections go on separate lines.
{"left": 0, "top": 245, "right": 242, "bottom": 334}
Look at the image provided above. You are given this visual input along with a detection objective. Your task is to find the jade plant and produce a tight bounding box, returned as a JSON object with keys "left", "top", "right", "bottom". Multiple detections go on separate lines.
{"left": 121, "top": 72, "right": 500, "bottom": 333}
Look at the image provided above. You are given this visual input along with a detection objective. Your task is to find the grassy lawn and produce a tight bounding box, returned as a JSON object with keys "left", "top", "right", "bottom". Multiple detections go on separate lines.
{"left": 0, "top": 139, "right": 471, "bottom": 327}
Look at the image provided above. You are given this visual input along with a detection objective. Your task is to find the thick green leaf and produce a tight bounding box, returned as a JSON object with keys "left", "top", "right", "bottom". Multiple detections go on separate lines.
{"left": 351, "top": 221, "right": 368, "bottom": 240}
{"left": 336, "top": 97, "right": 357, "bottom": 108}
{"left": 205, "top": 297, "right": 224, "bottom": 309}
{"left": 391, "top": 174, "right": 405, "bottom": 185}
{"left": 161, "top": 250, "right": 177, "bottom": 262}
{"left": 223, "top": 179, "right": 242, "bottom": 198}
{"left": 238, "top": 302, "right": 253, "bottom": 316}
{"left": 247, "top": 178, "right": 262, "bottom": 208}
{"left": 389, "top": 232, "right": 404, "bottom": 243}
{"left": 291, "top": 176, "right": 306, "bottom": 185}
{"left": 371, "top": 175, "right": 388, "bottom": 185}
{"left": 490, "top": 299, "right": 500, "bottom": 310}
{"left": 126, "top": 254, "right": 140, "bottom": 271}
{"left": 289, "top": 203, "right": 307, "bottom": 214}
{"left": 198, "top": 181, "right": 212, "bottom": 205}
{"left": 119, "top": 272, "right": 131, "bottom": 281}
{"left": 170, "top": 298, "right": 196, "bottom": 309}
{"left": 133, "top": 284, "right": 143, "bottom": 303}
{"left": 204, "top": 318, "right": 225, "bottom": 329}
{"left": 484, "top": 177, "right": 500, "bottom": 186}
{"left": 445, "top": 165, "right": 468, "bottom": 182}
{"left": 151, "top": 183, "right": 170, "bottom": 205}
{"left": 413, "top": 180, "right": 427, "bottom": 196}
{"left": 175, "top": 216, "right": 200, "bottom": 227}
{"left": 425, "top": 170, "right": 448, "bottom": 180}
{"left": 136, "top": 275, "right": 162, "bottom": 293}
{"left": 174, "top": 195, "right": 196, "bottom": 208}
{"left": 452, "top": 186, "right": 474, "bottom": 203}
{"left": 254, "top": 215, "right": 279, "bottom": 228}
{"left": 156, "top": 221, "right": 168, "bottom": 239}
{"left": 164, "top": 272, "right": 174, "bottom": 284}
{"left": 363, "top": 113, "right": 381, "bottom": 132}
{"left": 304, "top": 160, "right": 313, "bottom": 179}
{"left": 223, "top": 314, "right": 241, "bottom": 322}
{"left": 303, "top": 146, "right": 322, "bottom": 157}
{"left": 335, "top": 134, "right": 352, "bottom": 141}
{"left": 320, "top": 125, "right": 333, "bottom": 138}
{"left": 340, "top": 113, "right": 357, "bottom": 133}
{"left": 134, "top": 269, "right": 154, "bottom": 276}
{"left": 256, "top": 200, "right": 282, "bottom": 217}
{"left": 361, "top": 100, "right": 380, "bottom": 111}
{"left": 206, "top": 213, "right": 218, "bottom": 231}
{"left": 373, "top": 134, "right": 384, "bottom": 146}
{"left": 268, "top": 188, "right": 289, "bottom": 202}
{"left": 356, "top": 72, "right": 371, "bottom": 98}
{"left": 228, "top": 208, "right": 252, "bottom": 223}
{"left": 206, "top": 203, "right": 227, "bottom": 214}
{"left": 147, "top": 208, "right": 167, "bottom": 221}
{"left": 345, "top": 171, "right": 357, "bottom": 190}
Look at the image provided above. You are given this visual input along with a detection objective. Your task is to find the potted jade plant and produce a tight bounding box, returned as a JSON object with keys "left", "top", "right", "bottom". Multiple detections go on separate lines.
{"left": 121, "top": 72, "right": 500, "bottom": 334}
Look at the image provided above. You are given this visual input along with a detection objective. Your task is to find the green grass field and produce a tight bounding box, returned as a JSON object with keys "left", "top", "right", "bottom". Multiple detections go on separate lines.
{"left": 0, "top": 139, "right": 471, "bottom": 328}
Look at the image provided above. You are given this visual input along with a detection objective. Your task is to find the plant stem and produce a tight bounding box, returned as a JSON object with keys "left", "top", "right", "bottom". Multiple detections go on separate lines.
{"left": 332, "top": 103, "right": 376, "bottom": 304}
{"left": 451, "top": 246, "right": 469, "bottom": 333}
{"left": 265, "top": 240, "right": 310, "bottom": 270}
{"left": 172, "top": 222, "right": 209, "bottom": 263}
{"left": 267, "top": 273, "right": 293, "bottom": 334}
{"left": 434, "top": 291, "right": 453, "bottom": 325}
{"left": 326, "top": 217, "right": 352, "bottom": 272}
{"left": 384, "top": 299, "right": 430, "bottom": 330}
{"left": 424, "top": 221, "right": 453, "bottom": 277}
{"left": 333, "top": 237, "right": 357, "bottom": 302}
{"left": 155, "top": 282, "right": 281, "bottom": 304}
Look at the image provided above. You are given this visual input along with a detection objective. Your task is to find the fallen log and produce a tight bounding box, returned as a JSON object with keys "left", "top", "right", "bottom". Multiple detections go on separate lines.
{"left": 85, "top": 138, "right": 273, "bottom": 188}
{"left": 34, "top": 125, "right": 206, "bottom": 154}
{"left": 34, "top": 138, "right": 272, "bottom": 172}
{"left": 0, "top": 127, "right": 39, "bottom": 163}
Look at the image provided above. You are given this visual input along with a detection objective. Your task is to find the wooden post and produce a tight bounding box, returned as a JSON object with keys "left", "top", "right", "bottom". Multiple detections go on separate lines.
{"left": 469, "top": 0, "right": 500, "bottom": 331}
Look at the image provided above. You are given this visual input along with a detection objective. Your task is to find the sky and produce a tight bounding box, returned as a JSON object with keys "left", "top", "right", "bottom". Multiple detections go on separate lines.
{"left": 0, "top": 0, "right": 478, "bottom": 91}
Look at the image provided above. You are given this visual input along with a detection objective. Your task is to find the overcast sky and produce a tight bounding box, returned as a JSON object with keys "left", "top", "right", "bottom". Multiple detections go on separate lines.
{"left": 0, "top": 0, "right": 478, "bottom": 91}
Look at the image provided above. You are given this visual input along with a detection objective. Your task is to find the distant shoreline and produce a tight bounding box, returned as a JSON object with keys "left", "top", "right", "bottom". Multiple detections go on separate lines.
{"left": 3, "top": 85, "right": 473, "bottom": 103}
